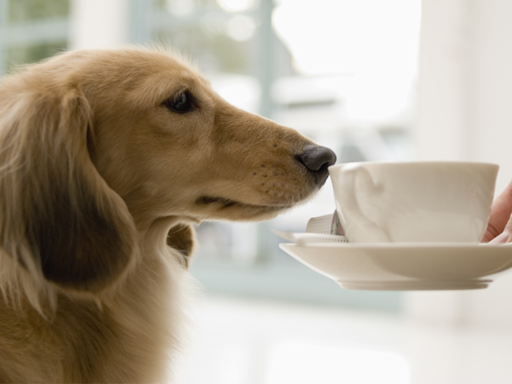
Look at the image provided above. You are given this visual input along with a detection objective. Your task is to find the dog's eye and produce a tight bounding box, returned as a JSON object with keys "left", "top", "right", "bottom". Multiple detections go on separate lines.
{"left": 164, "top": 91, "right": 195, "bottom": 114}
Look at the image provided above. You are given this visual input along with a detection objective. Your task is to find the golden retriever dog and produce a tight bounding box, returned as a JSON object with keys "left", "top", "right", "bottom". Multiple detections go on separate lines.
{"left": 0, "top": 47, "right": 336, "bottom": 383}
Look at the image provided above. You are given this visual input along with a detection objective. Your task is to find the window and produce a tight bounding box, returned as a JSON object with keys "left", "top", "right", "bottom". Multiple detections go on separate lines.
{"left": 0, "top": 0, "right": 69, "bottom": 74}
{"left": 0, "top": 0, "right": 421, "bottom": 313}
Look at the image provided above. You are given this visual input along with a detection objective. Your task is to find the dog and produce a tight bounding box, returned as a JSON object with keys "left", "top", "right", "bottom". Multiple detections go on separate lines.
{"left": 0, "top": 47, "right": 336, "bottom": 383}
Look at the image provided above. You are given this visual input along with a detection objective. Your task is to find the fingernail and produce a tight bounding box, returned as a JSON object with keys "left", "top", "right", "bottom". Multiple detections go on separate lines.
{"left": 489, "top": 230, "right": 510, "bottom": 244}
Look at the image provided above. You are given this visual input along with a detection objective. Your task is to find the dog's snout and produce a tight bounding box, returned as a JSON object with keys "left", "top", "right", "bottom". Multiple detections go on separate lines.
{"left": 296, "top": 145, "right": 337, "bottom": 185}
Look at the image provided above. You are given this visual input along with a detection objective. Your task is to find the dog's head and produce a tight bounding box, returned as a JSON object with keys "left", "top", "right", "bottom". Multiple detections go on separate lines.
{"left": 69, "top": 48, "right": 336, "bottom": 223}
{"left": 0, "top": 48, "right": 335, "bottom": 296}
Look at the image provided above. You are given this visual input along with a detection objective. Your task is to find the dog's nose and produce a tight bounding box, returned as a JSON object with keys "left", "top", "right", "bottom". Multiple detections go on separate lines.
{"left": 297, "top": 145, "right": 337, "bottom": 185}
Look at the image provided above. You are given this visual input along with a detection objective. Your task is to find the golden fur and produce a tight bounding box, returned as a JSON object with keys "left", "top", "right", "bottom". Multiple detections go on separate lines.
{"left": 0, "top": 47, "right": 335, "bottom": 383}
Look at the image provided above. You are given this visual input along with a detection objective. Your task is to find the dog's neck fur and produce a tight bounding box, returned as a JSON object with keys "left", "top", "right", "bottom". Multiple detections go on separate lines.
{"left": 0, "top": 228, "right": 192, "bottom": 383}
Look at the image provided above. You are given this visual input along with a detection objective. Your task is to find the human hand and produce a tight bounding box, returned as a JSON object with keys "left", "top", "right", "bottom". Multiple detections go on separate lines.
{"left": 482, "top": 179, "right": 512, "bottom": 243}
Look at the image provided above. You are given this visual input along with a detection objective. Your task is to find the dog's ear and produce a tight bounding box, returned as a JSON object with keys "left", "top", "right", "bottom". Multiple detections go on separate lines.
{"left": 166, "top": 224, "right": 196, "bottom": 268}
{"left": 0, "top": 87, "right": 138, "bottom": 293}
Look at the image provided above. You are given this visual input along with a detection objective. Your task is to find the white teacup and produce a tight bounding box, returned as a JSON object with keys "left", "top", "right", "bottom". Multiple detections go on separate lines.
{"left": 328, "top": 162, "right": 499, "bottom": 243}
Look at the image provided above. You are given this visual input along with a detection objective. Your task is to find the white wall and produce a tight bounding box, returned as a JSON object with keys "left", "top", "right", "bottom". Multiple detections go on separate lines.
{"left": 414, "top": 0, "right": 470, "bottom": 163}
{"left": 469, "top": 0, "right": 512, "bottom": 193}
{"left": 414, "top": 0, "right": 512, "bottom": 193}
{"left": 69, "top": 0, "right": 130, "bottom": 50}
{"left": 408, "top": 0, "right": 512, "bottom": 328}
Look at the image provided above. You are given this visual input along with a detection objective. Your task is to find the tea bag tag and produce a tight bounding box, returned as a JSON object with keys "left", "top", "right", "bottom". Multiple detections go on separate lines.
{"left": 275, "top": 211, "right": 349, "bottom": 244}
{"left": 301, "top": 211, "right": 349, "bottom": 243}
{"left": 305, "top": 211, "right": 346, "bottom": 235}
{"left": 305, "top": 214, "right": 334, "bottom": 234}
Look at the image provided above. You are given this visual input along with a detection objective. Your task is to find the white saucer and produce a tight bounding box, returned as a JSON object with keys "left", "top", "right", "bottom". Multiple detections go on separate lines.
{"left": 279, "top": 242, "right": 512, "bottom": 290}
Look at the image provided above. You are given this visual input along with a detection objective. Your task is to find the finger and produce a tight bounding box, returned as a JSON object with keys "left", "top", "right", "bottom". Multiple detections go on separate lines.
{"left": 488, "top": 213, "right": 512, "bottom": 244}
{"left": 505, "top": 213, "right": 512, "bottom": 242}
{"left": 482, "top": 180, "right": 512, "bottom": 242}
{"left": 488, "top": 229, "right": 510, "bottom": 244}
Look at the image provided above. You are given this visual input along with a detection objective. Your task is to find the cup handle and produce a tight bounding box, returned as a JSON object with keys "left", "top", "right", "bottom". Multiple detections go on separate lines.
{"left": 339, "top": 165, "right": 390, "bottom": 242}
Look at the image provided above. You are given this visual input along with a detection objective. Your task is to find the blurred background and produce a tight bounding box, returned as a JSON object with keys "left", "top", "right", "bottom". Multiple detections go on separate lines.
{"left": 2, "top": 0, "right": 512, "bottom": 383}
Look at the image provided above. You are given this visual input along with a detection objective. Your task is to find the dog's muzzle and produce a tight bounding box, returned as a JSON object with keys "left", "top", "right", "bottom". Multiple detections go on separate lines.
{"left": 296, "top": 145, "right": 337, "bottom": 186}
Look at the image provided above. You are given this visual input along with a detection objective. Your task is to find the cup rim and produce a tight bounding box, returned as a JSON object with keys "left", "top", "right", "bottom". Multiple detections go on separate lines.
{"left": 328, "top": 160, "right": 500, "bottom": 171}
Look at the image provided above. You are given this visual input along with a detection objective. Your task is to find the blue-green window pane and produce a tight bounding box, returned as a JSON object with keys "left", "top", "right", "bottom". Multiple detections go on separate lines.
{"left": 8, "top": 0, "right": 69, "bottom": 23}
{"left": 6, "top": 41, "right": 66, "bottom": 71}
